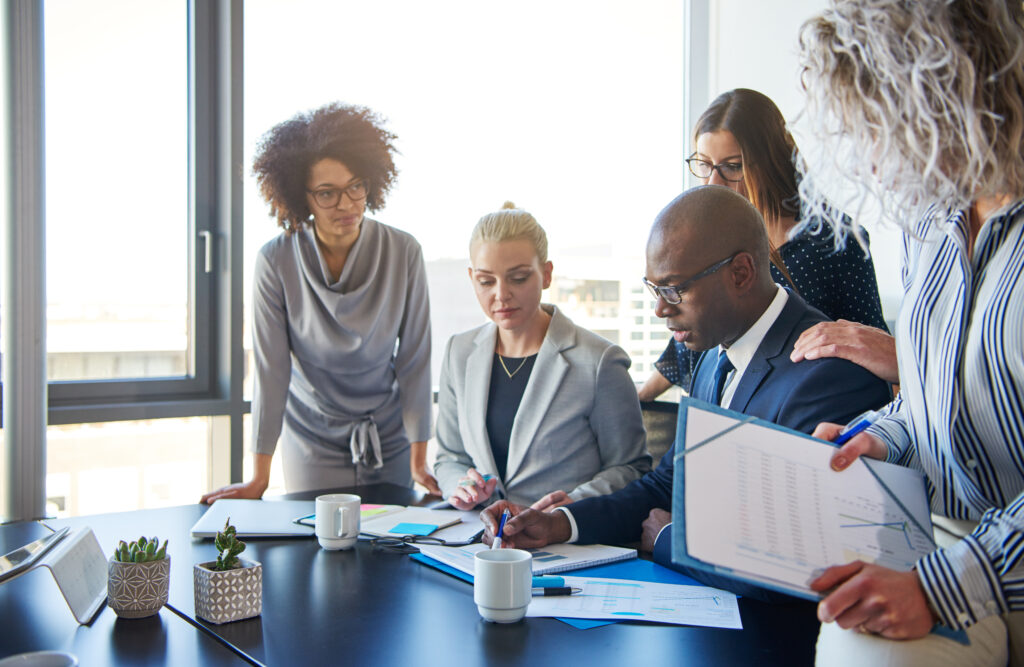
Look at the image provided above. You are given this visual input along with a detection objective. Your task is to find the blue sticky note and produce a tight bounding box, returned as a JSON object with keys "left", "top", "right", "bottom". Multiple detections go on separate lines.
{"left": 390, "top": 522, "right": 438, "bottom": 536}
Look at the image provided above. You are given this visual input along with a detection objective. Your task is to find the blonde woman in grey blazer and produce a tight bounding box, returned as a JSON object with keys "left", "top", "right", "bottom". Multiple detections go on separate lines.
{"left": 434, "top": 203, "right": 651, "bottom": 510}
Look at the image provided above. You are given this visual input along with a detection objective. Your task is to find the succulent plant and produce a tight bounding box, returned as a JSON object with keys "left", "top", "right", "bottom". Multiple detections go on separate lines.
{"left": 213, "top": 518, "right": 246, "bottom": 571}
{"left": 113, "top": 535, "right": 168, "bottom": 563}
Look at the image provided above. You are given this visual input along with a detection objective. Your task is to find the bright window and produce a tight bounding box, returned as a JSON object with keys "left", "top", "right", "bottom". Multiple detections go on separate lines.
{"left": 44, "top": 0, "right": 189, "bottom": 382}
{"left": 243, "top": 0, "right": 684, "bottom": 393}
{"left": 47, "top": 418, "right": 212, "bottom": 517}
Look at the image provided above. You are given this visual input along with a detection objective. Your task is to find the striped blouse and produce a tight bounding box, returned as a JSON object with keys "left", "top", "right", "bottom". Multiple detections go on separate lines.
{"left": 868, "top": 199, "right": 1024, "bottom": 630}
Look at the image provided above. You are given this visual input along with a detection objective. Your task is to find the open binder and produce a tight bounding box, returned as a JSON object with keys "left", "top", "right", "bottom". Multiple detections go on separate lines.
{"left": 670, "top": 398, "right": 935, "bottom": 601}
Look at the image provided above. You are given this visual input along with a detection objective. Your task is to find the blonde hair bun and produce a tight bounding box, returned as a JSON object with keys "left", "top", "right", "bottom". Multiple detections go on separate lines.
{"left": 470, "top": 203, "right": 548, "bottom": 263}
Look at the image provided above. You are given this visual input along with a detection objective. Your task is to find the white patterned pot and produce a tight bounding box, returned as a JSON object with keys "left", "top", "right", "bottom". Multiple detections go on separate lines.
{"left": 193, "top": 559, "right": 262, "bottom": 624}
{"left": 107, "top": 556, "right": 170, "bottom": 619}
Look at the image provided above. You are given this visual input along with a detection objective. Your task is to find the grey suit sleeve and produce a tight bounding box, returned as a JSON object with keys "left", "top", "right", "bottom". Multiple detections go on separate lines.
{"left": 251, "top": 251, "right": 292, "bottom": 456}
{"left": 566, "top": 345, "right": 652, "bottom": 501}
{"left": 394, "top": 244, "right": 433, "bottom": 443}
{"left": 433, "top": 336, "right": 474, "bottom": 498}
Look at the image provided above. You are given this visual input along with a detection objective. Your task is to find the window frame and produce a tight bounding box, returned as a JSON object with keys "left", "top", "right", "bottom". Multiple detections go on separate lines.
{"left": 40, "top": 0, "right": 246, "bottom": 429}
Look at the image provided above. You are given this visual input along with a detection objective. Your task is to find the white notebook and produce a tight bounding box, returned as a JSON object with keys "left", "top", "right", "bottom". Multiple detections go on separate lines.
{"left": 417, "top": 542, "right": 636, "bottom": 576}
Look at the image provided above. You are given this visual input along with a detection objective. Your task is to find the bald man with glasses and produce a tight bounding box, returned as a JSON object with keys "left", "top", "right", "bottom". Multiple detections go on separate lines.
{"left": 481, "top": 186, "right": 892, "bottom": 601}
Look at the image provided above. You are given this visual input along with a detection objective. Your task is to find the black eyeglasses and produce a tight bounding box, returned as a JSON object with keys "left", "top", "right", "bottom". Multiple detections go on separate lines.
{"left": 685, "top": 155, "right": 744, "bottom": 182}
{"left": 367, "top": 530, "right": 483, "bottom": 554}
{"left": 642, "top": 253, "right": 738, "bottom": 305}
{"left": 307, "top": 181, "right": 368, "bottom": 208}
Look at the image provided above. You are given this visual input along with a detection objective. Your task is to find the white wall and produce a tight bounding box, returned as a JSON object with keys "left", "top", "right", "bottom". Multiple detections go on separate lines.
{"left": 705, "top": 0, "right": 903, "bottom": 322}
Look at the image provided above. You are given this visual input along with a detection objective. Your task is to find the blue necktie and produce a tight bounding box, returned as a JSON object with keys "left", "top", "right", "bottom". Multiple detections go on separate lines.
{"left": 712, "top": 349, "right": 734, "bottom": 406}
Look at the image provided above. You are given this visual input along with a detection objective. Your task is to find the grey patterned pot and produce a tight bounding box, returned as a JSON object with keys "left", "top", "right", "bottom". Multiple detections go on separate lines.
{"left": 194, "top": 559, "right": 262, "bottom": 624}
{"left": 107, "top": 556, "right": 170, "bottom": 619}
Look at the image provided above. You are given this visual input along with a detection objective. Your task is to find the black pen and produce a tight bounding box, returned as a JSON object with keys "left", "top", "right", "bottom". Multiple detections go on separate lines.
{"left": 532, "top": 587, "right": 582, "bottom": 596}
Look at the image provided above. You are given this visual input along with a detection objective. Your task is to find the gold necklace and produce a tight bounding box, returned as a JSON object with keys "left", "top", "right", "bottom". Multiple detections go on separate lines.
{"left": 498, "top": 354, "right": 529, "bottom": 379}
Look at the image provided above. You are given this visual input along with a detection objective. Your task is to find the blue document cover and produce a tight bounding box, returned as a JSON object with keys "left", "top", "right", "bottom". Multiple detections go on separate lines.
{"left": 670, "top": 398, "right": 935, "bottom": 602}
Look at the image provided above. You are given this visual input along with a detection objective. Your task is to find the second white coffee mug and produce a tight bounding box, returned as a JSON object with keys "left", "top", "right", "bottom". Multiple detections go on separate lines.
{"left": 473, "top": 548, "right": 532, "bottom": 623}
{"left": 315, "top": 493, "right": 361, "bottom": 550}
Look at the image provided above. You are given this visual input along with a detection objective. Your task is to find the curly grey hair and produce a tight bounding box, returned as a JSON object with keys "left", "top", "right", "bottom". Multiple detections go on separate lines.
{"left": 796, "top": 0, "right": 1024, "bottom": 237}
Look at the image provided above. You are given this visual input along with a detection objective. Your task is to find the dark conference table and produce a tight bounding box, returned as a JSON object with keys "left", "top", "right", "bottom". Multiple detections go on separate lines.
{"left": 0, "top": 521, "right": 247, "bottom": 665}
{"left": 10, "top": 483, "right": 820, "bottom": 666}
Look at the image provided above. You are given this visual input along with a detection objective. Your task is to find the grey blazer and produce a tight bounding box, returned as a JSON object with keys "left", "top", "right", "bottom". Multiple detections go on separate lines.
{"left": 434, "top": 305, "right": 652, "bottom": 506}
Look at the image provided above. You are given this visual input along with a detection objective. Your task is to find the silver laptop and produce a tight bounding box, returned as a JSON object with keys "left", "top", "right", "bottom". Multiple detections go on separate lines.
{"left": 191, "top": 499, "right": 316, "bottom": 538}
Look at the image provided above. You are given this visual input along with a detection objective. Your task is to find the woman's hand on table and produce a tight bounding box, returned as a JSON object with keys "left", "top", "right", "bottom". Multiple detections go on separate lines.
{"left": 199, "top": 478, "right": 268, "bottom": 504}
{"left": 201, "top": 452, "right": 272, "bottom": 504}
{"left": 790, "top": 320, "right": 900, "bottom": 383}
{"left": 530, "top": 490, "right": 572, "bottom": 512}
{"left": 449, "top": 468, "right": 498, "bottom": 510}
{"left": 409, "top": 440, "right": 441, "bottom": 495}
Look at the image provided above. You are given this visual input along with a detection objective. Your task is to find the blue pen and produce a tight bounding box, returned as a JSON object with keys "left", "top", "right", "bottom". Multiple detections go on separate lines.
{"left": 834, "top": 409, "right": 882, "bottom": 445}
{"left": 492, "top": 508, "right": 511, "bottom": 550}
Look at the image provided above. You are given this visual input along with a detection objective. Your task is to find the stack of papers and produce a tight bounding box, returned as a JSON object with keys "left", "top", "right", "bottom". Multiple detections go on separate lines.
{"left": 416, "top": 542, "right": 636, "bottom": 576}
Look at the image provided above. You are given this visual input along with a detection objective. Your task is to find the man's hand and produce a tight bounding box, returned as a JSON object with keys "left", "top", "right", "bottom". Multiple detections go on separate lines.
{"left": 480, "top": 500, "right": 571, "bottom": 549}
{"left": 812, "top": 422, "right": 888, "bottom": 471}
{"left": 640, "top": 508, "right": 671, "bottom": 552}
{"left": 790, "top": 320, "right": 899, "bottom": 383}
{"left": 810, "top": 561, "right": 939, "bottom": 639}
{"left": 531, "top": 490, "right": 572, "bottom": 512}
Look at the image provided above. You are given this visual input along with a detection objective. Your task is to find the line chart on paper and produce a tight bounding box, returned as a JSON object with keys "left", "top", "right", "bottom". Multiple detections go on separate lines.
{"left": 681, "top": 405, "right": 935, "bottom": 597}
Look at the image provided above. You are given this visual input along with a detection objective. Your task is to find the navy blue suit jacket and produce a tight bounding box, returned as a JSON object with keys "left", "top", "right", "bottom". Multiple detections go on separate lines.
{"left": 569, "top": 291, "right": 892, "bottom": 546}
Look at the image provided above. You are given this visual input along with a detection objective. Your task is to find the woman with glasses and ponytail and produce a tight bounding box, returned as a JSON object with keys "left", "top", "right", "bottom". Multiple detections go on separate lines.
{"left": 201, "top": 102, "right": 440, "bottom": 502}
{"left": 637, "top": 88, "right": 894, "bottom": 402}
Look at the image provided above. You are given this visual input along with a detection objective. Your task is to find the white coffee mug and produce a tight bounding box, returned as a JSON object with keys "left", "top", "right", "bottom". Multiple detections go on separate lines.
{"left": 473, "top": 548, "right": 532, "bottom": 623}
{"left": 315, "top": 493, "right": 361, "bottom": 550}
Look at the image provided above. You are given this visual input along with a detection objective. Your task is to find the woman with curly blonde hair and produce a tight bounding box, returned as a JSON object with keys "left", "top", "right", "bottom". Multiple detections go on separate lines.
{"left": 798, "top": 1, "right": 1024, "bottom": 664}
{"left": 202, "top": 103, "right": 440, "bottom": 502}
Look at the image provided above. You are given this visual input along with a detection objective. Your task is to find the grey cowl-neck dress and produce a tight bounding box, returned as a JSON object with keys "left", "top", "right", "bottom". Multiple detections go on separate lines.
{"left": 251, "top": 217, "right": 432, "bottom": 492}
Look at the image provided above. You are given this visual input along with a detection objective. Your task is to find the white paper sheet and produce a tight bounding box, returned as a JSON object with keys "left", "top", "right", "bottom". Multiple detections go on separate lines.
{"left": 525, "top": 575, "right": 742, "bottom": 629}
{"left": 417, "top": 542, "right": 636, "bottom": 576}
{"left": 683, "top": 407, "right": 933, "bottom": 596}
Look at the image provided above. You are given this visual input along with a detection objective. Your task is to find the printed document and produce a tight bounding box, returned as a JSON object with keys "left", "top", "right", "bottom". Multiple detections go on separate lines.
{"left": 526, "top": 575, "right": 741, "bottom": 629}
{"left": 676, "top": 402, "right": 934, "bottom": 599}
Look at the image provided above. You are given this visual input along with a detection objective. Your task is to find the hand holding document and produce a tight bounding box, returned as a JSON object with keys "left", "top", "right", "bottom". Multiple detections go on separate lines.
{"left": 672, "top": 400, "right": 934, "bottom": 600}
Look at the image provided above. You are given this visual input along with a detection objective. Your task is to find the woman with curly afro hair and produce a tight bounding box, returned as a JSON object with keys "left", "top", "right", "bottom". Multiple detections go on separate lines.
{"left": 202, "top": 102, "right": 440, "bottom": 502}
